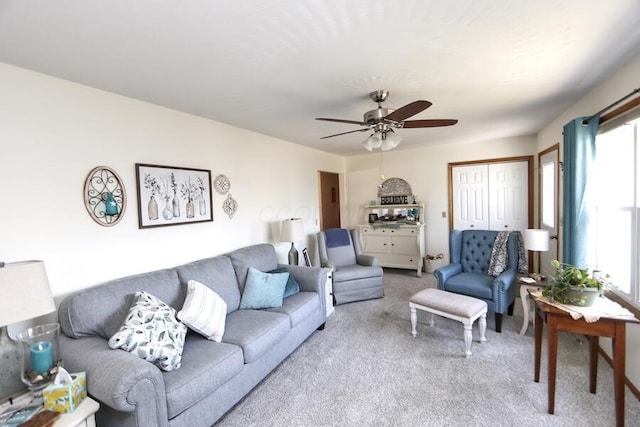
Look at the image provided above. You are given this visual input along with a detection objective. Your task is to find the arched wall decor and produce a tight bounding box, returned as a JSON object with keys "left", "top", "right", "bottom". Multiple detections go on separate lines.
{"left": 84, "top": 166, "right": 126, "bottom": 227}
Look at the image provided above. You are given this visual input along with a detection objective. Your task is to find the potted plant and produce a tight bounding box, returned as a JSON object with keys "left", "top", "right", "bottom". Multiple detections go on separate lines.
{"left": 542, "top": 260, "right": 609, "bottom": 306}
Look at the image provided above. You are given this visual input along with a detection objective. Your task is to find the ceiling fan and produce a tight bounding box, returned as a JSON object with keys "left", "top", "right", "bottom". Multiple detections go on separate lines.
{"left": 316, "top": 90, "right": 458, "bottom": 151}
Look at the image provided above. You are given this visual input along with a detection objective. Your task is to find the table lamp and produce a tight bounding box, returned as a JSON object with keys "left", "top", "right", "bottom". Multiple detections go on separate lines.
{"left": 523, "top": 229, "right": 549, "bottom": 280}
{"left": 0, "top": 260, "right": 57, "bottom": 397}
{"left": 280, "top": 218, "right": 304, "bottom": 265}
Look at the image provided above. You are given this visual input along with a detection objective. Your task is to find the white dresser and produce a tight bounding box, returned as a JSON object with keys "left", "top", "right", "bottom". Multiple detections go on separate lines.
{"left": 359, "top": 223, "right": 425, "bottom": 277}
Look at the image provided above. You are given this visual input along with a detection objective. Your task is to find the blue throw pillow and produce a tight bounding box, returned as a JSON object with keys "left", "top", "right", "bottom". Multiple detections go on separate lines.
{"left": 268, "top": 268, "right": 301, "bottom": 298}
{"left": 239, "top": 267, "right": 289, "bottom": 309}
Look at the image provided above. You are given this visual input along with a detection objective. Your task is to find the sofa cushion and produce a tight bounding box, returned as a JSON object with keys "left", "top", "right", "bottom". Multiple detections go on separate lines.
{"left": 108, "top": 291, "right": 187, "bottom": 372}
{"left": 239, "top": 267, "right": 289, "bottom": 310}
{"left": 59, "top": 268, "right": 184, "bottom": 340}
{"left": 267, "top": 291, "right": 320, "bottom": 328}
{"left": 268, "top": 267, "right": 300, "bottom": 298}
{"left": 223, "top": 309, "right": 290, "bottom": 363}
{"left": 177, "top": 280, "right": 227, "bottom": 342}
{"left": 444, "top": 272, "right": 495, "bottom": 300}
{"left": 175, "top": 256, "right": 241, "bottom": 313}
{"left": 227, "top": 244, "right": 279, "bottom": 293}
{"left": 163, "top": 335, "right": 243, "bottom": 419}
{"left": 333, "top": 264, "right": 383, "bottom": 283}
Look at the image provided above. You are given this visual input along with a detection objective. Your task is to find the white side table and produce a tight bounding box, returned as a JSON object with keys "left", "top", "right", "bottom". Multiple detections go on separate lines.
{"left": 322, "top": 267, "right": 334, "bottom": 317}
{"left": 54, "top": 397, "right": 99, "bottom": 427}
{"left": 518, "top": 277, "right": 547, "bottom": 335}
{"left": 0, "top": 393, "right": 99, "bottom": 427}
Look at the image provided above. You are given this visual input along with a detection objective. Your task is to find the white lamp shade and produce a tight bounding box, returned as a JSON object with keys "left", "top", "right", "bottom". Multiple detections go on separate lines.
{"left": 0, "top": 260, "right": 55, "bottom": 327}
{"left": 523, "top": 229, "right": 549, "bottom": 252}
{"left": 281, "top": 218, "right": 304, "bottom": 242}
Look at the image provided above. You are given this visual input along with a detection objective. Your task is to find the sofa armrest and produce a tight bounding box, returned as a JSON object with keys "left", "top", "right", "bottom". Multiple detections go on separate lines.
{"left": 278, "top": 264, "right": 326, "bottom": 317}
{"left": 356, "top": 254, "right": 379, "bottom": 267}
{"left": 433, "top": 263, "right": 462, "bottom": 289}
{"left": 493, "top": 269, "right": 517, "bottom": 292}
{"left": 59, "top": 334, "right": 169, "bottom": 427}
{"left": 320, "top": 261, "right": 336, "bottom": 270}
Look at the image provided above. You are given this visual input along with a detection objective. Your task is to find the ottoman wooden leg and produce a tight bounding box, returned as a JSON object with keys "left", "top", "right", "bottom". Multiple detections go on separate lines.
{"left": 479, "top": 312, "right": 487, "bottom": 342}
{"left": 463, "top": 321, "right": 473, "bottom": 356}
{"left": 410, "top": 304, "right": 417, "bottom": 337}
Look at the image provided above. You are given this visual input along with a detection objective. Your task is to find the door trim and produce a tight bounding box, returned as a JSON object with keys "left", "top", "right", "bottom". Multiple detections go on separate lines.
{"left": 538, "top": 144, "right": 560, "bottom": 274}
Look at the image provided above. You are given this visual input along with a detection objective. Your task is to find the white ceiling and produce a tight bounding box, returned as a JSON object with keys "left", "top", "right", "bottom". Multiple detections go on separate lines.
{"left": 1, "top": 1, "right": 640, "bottom": 156}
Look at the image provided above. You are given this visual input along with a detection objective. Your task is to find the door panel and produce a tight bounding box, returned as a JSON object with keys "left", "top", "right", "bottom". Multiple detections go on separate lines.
{"left": 390, "top": 235, "right": 417, "bottom": 255}
{"left": 539, "top": 147, "right": 559, "bottom": 278}
{"left": 452, "top": 165, "right": 489, "bottom": 229}
{"left": 488, "top": 161, "right": 528, "bottom": 231}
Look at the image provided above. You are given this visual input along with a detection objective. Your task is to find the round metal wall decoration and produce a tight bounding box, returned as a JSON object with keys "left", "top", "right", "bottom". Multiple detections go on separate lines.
{"left": 214, "top": 174, "right": 231, "bottom": 195}
{"left": 222, "top": 193, "right": 238, "bottom": 219}
{"left": 84, "top": 166, "right": 126, "bottom": 227}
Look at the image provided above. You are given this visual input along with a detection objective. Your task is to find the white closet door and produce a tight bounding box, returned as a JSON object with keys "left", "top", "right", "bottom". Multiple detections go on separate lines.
{"left": 488, "top": 161, "right": 528, "bottom": 231}
{"left": 452, "top": 165, "right": 489, "bottom": 230}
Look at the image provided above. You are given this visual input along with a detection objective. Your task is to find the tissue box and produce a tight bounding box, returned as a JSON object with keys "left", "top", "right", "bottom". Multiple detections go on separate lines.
{"left": 43, "top": 371, "right": 87, "bottom": 413}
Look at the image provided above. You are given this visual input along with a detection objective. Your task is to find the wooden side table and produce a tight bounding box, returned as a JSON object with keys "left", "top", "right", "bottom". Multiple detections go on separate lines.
{"left": 531, "top": 291, "right": 639, "bottom": 427}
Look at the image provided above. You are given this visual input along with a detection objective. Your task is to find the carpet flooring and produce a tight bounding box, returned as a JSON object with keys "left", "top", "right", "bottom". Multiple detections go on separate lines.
{"left": 216, "top": 269, "right": 640, "bottom": 426}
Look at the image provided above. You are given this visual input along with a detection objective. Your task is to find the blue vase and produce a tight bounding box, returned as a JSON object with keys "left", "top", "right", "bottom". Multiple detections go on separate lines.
{"left": 105, "top": 192, "right": 119, "bottom": 216}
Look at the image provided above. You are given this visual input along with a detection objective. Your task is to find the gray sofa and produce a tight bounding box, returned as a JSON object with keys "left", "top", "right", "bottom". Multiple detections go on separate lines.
{"left": 57, "top": 244, "right": 326, "bottom": 427}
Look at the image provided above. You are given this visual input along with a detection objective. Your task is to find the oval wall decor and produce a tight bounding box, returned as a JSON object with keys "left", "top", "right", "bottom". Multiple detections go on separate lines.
{"left": 84, "top": 166, "right": 126, "bottom": 226}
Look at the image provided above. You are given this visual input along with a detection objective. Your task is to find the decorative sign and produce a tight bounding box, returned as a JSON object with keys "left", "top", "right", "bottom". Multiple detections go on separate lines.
{"left": 380, "top": 195, "right": 408, "bottom": 205}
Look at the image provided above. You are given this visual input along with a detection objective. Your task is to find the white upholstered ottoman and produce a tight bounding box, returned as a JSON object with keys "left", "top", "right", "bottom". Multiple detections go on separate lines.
{"left": 409, "top": 288, "right": 487, "bottom": 356}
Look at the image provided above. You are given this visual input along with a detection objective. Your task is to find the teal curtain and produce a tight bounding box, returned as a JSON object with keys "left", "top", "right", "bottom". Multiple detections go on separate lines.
{"left": 562, "top": 115, "right": 600, "bottom": 267}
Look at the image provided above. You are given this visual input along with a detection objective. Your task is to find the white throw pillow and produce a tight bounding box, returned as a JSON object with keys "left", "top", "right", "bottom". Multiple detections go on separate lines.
{"left": 178, "top": 280, "right": 227, "bottom": 342}
{"left": 108, "top": 291, "right": 187, "bottom": 372}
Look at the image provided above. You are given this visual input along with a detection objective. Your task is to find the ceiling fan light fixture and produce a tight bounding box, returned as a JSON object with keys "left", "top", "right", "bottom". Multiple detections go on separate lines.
{"left": 381, "top": 130, "right": 402, "bottom": 151}
{"left": 364, "top": 133, "right": 382, "bottom": 150}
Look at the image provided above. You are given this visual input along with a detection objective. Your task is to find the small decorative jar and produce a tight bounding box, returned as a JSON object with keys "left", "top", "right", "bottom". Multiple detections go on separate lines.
{"left": 16, "top": 323, "right": 62, "bottom": 390}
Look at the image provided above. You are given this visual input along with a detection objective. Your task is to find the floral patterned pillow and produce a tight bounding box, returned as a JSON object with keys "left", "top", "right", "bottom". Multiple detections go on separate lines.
{"left": 108, "top": 291, "right": 187, "bottom": 371}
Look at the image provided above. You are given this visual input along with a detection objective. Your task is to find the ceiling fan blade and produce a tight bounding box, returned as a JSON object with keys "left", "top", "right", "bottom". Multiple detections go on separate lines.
{"left": 402, "top": 119, "right": 458, "bottom": 128}
{"left": 320, "top": 128, "right": 370, "bottom": 139}
{"left": 384, "top": 100, "right": 432, "bottom": 122}
{"left": 316, "top": 117, "right": 368, "bottom": 126}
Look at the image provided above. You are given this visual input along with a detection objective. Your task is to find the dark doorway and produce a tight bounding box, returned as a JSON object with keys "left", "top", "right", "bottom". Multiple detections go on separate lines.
{"left": 318, "top": 171, "right": 340, "bottom": 230}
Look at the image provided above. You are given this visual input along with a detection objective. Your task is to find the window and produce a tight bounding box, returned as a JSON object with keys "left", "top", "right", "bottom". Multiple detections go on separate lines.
{"left": 590, "top": 113, "right": 640, "bottom": 304}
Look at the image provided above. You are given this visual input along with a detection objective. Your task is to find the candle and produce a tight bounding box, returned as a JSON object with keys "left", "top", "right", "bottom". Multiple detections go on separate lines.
{"left": 30, "top": 341, "right": 53, "bottom": 374}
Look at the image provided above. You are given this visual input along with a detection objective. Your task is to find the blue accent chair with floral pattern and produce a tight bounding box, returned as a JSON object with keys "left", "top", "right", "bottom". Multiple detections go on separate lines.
{"left": 433, "top": 229, "right": 518, "bottom": 332}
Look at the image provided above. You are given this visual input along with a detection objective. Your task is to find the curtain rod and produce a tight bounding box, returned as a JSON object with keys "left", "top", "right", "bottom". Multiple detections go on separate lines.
{"left": 582, "top": 87, "right": 640, "bottom": 124}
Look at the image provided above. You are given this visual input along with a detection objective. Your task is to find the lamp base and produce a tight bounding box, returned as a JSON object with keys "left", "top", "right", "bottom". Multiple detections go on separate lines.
{"left": 288, "top": 243, "right": 299, "bottom": 265}
{"left": 0, "top": 326, "right": 26, "bottom": 401}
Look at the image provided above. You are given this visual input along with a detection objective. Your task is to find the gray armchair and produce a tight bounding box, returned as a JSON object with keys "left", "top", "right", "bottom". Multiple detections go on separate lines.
{"left": 434, "top": 229, "right": 520, "bottom": 333}
{"left": 317, "top": 228, "right": 384, "bottom": 305}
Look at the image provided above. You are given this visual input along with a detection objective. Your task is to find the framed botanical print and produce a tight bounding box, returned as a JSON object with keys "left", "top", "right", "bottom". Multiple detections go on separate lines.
{"left": 135, "top": 163, "right": 213, "bottom": 228}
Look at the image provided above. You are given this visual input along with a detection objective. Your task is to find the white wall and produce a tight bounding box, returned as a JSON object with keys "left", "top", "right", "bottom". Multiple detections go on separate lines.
{"left": 0, "top": 63, "right": 344, "bottom": 307}
{"left": 537, "top": 53, "right": 640, "bottom": 392}
{"left": 344, "top": 136, "right": 537, "bottom": 259}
